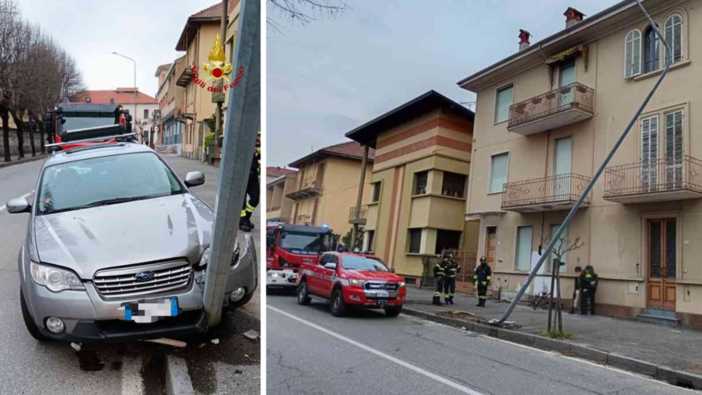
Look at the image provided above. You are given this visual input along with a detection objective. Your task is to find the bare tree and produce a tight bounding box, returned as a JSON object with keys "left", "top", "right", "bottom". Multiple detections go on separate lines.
{"left": 540, "top": 234, "right": 585, "bottom": 335}
{"left": 268, "top": 0, "right": 348, "bottom": 32}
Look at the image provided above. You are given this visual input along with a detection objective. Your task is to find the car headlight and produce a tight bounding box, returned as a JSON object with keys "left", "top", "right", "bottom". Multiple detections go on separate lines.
{"left": 30, "top": 261, "right": 84, "bottom": 292}
{"left": 349, "top": 278, "right": 365, "bottom": 286}
{"left": 199, "top": 247, "right": 210, "bottom": 267}
{"left": 399, "top": 282, "right": 406, "bottom": 288}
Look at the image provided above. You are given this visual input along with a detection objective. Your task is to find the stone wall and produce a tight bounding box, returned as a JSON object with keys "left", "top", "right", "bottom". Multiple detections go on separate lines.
{"left": 0, "top": 129, "right": 44, "bottom": 159}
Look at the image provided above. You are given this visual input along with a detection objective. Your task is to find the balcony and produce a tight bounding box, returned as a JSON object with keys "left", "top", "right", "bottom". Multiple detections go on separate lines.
{"left": 176, "top": 65, "right": 194, "bottom": 87}
{"left": 348, "top": 205, "right": 368, "bottom": 225}
{"left": 508, "top": 82, "right": 595, "bottom": 136}
{"left": 604, "top": 156, "right": 702, "bottom": 204}
{"left": 286, "top": 180, "right": 321, "bottom": 200}
{"left": 502, "top": 173, "right": 591, "bottom": 212}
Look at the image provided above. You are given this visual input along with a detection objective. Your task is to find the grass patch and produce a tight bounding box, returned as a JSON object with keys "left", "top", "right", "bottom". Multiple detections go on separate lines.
{"left": 541, "top": 330, "right": 574, "bottom": 340}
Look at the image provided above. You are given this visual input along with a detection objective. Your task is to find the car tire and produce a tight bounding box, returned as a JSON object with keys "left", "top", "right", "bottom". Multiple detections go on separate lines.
{"left": 227, "top": 289, "right": 255, "bottom": 310}
{"left": 384, "top": 306, "right": 402, "bottom": 317}
{"left": 297, "top": 280, "right": 311, "bottom": 305}
{"left": 20, "top": 289, "right": 49, "bottom": 342}
{"left": 330, "top": 288, "right": 347, "bottom": 317}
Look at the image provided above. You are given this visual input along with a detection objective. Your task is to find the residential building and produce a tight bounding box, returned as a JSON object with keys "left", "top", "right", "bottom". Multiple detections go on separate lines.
{"left": 460, "top": 1, "right": 702, "bottom": 328}
{"left": 286, "top": 142, "right": 374, "bottom": 236}
{"left": 175, "top": 0, "right": 240, "bottom": 161}
{"left": 155, "top": 57, "right": 186, "bottom": 154}
{"left": 72, "top": 89, "right": 158, "bottom": 144}
{"left": 266, "top": 167, "right": 298, "bottom": 223}
{"left": 347, "top": 90, "right": 478, "bottom": 280}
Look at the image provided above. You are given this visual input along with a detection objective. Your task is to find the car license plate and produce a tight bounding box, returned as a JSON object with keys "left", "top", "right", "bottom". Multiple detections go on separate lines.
{"left": 119, "top": 297, "right": 179, "bottom": 324}
{"left": 378, "top": 300, "right": 387, "bottom": 307}
{"left": 376, "top": 291, "right": 389, "bottom": 298}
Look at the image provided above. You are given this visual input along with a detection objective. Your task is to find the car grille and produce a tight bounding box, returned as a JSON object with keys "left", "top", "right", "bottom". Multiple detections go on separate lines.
{"left": 93, "top": 260, "right": 192, "bottom": 299}
{"left": 364, "top": 281, "right": 399, "bottom": 291}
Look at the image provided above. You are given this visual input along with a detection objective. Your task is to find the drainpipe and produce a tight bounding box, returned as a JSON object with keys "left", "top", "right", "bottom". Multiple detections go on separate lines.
{"left": 491, "top": 0, "right": 672, "bottom": 326}
{"left": 351, "top": 144, "right": 369, "bottom": 248}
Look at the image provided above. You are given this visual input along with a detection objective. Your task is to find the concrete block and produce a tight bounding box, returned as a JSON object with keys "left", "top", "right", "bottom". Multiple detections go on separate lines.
{"left": 568, "top": 344, "right": 608, "bottom": 363}
{"left": 657, "top": 366, "right": 702, "bottom": 390}
{"left": 606, "top": 353, "right": 658, "bottom": 378}
{"left": 497, "top": 328, "right": 536, "bottom": 347}
{"left": 532, "top": 336, "right": 571, "bottom": 353}
{"left": 166, "top": 355, "right": 195, "bottom": 395}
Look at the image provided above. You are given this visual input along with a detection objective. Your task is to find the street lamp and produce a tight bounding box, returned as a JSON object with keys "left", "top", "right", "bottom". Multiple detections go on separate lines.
{"left": 111, "top": 52, "right": 138, "bottom": 142}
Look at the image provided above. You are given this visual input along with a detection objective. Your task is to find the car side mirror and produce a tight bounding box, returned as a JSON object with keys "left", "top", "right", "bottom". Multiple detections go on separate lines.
{"left": 184, "top": 171, "right": 205, "bottom": 187}
{"left": 324, "top": 262, "right": 337, "bottom": 270}
{"left": 390, "top": 268, "right": 396, "bottom": 273}
{"left": 6, "top": 197, "right": 31, "bottom": 214}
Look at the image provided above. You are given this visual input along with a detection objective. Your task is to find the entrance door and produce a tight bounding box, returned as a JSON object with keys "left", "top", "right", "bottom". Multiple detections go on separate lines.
{"left": 485, "top": 227, "right": 497, "bottom": 271}
{"left": 647, "top": 219, "right": 677, "bottom": 310}
{"left": 558, "top": 59, "right": 576, "bottom": 108}
{"left": 554, "top": 137, "right": 572, "bottom": 200}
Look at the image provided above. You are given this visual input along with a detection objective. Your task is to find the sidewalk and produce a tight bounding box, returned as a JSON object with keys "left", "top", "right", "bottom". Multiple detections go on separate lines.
{"left": 404, "top": 287, "right": 702, "bottom": 388}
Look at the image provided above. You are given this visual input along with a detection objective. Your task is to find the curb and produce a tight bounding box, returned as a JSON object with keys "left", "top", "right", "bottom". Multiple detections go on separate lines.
{"left": 0, "top": 155, "right": 47, "bottom": 169}
{"left": 403, "top": 307, "right": 702, "bottom": 390}
{"left": 165, "top": 354, "right": 195, "bottom": 395}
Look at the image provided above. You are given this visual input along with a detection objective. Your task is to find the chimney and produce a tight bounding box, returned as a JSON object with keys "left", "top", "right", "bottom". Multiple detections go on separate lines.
{"left": 518, "top": 29, "right": 531, "bottom": 51}
{"left": 564, "top": 7, "right": 585, "bottom": 28}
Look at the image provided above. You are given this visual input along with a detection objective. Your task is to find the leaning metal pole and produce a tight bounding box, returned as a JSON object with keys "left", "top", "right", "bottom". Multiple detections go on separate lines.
{"left": 491, "top": 0, "right": 671, "bottom": 326}
{"left": 203, "top": 0, "right": 260, "bottom": 327}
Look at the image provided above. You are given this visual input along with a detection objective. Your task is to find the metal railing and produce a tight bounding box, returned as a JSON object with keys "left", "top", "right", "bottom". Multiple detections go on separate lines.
{"left": 508, "top": 82, "right": 595, "bottom": 129}
{"left": 348, "top": 205, "right": 368, "bottom": 223}
{"left": 604, "top": 156, "right": 702, "bottom": 197}
{"left": 502, "top": 173, "right": 591, "bottom": 209}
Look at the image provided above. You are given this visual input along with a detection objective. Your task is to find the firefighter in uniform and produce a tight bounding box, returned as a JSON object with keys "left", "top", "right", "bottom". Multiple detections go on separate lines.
{"left": 239, "top": 130, "right": 261, "bottom": 232}
{"left": 432, "top": 259, "right": 448, "bottom": 306}
{"left": 473, "top": 256, "right": 492, "bottom": 307}
{"left": 443, "top": 252, "right": 460, "bottom": 305}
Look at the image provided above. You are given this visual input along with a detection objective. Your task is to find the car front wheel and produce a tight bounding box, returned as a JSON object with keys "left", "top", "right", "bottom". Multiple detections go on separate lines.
{"left": 297, "top": 280, "right": 311, "bottom": 305}
{"left": 330, "top": 289, "right": 347, "bottom": 317}
{"left": 20, "top": 289, "right": 49, "bottom": 342}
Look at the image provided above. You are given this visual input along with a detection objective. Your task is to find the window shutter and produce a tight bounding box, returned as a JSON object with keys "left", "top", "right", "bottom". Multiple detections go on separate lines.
{"left": 625, "top": 30, "right": 642, "bottom": 78}
{"left": 665, "top": 111, "right": 683, "bottom": 161}
{"left": 665, "top": 15, "right": 683, "bottom": 64}
{"left": 490, "top": 153, "right": 509, "bottom": 193}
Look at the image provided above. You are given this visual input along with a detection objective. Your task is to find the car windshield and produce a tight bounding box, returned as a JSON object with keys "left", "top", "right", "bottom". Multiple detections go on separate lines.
{"left": 37, "top": 152, "right": 185, "bottom": 215}
{"left": 62, "top": 115, "right": 117, "bottom": 132}
{"left": 341, "top": 255, "right": 389, "bottom": 272}
{"left": 279, "top": 232, "right": 323, "bottom": 253}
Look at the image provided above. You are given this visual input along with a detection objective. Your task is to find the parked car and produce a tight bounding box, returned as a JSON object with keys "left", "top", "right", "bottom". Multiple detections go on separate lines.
{"left": 296, "top": 252, "right": 406, "bottom": 317}
{"left": 7, "top": 140, "right": 257, "bottom": 342}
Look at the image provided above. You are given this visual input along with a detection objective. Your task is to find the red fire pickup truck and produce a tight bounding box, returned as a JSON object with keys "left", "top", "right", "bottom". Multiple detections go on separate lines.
{"left": 296, "top": 252, "right": 406, "bottom": 317}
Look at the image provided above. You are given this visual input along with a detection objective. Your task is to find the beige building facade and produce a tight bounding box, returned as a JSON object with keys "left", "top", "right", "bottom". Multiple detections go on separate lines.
{"left": 266, "top": 168, "right": 297, "bottom": 223}
{"left": 286, "top": 142, "right": 374, "bottom": 237}
{"left": 347, "top": 91, "right": 479, "bottom": 279}
{"left": 461, "top": 0, "right": 702, "bottom": 328}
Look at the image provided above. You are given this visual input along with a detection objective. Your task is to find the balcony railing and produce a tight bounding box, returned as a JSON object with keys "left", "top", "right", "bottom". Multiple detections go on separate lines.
{"left": 508, "top": 82, "right": 595, "bottom": 135}
{"left": 604, "top": 156, "right": 702, "bottom": 203}
{"left": 502, "top": 173, "right": 591, "bottom": 212}
{"left": 348, "top": 205, "right": 368, "bottom": 225}
{"left": 286, "top": 179, "right": 321, "bottom": 199}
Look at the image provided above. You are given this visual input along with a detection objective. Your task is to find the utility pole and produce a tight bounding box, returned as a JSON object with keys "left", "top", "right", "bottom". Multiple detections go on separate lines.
{"left": 350, "top": 145, "right": 369, "bottom": 247}
{"left": 214, "top": 0, "right": 228, "bottom": 163}
{"left": 203, "top": 0, "right": 260, "bottom": 327}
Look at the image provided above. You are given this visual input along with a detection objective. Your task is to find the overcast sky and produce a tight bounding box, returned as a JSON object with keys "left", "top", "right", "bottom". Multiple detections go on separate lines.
{"left": 267, "top": 0, "right": 620, "bottom": 167}
{"left": 18, "top": 0, "right": 222, "bottom": 98}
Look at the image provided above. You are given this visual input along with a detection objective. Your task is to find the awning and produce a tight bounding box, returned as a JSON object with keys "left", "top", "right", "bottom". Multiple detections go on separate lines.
{"left": 465, "top": 211, "right": 506, "bottom": 221}
{"left": 545, "top": 45, "right": 585, "bottom": 65}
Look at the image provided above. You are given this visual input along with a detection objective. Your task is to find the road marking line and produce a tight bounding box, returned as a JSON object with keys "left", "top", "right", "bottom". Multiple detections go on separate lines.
{"left": 268, "top": 305, "right": 485, "bottom": 395}
{"left": 0, "top": 190, "right": 35, "bottom": 212}
{"left": 121, "top": 354, "right": 144, "bottom": 395}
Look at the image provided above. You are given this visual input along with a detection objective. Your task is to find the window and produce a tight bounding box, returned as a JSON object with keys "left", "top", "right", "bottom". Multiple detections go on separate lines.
{"left": 495, "top": 85, "right": 513, "bottom": 123}
{"left": 643, "top": 26, "right": 660, "bottom": 73}
{"left": 515, "top": 226, "right": 532, "bottom": 271}
{"left": 367, "top": 230, "right": 375, "bottom": 252}
{"left": 144, "top": 109, "right": 149, "bottom": 119}
{"left": 435, "top": 230, "right": 461, "bottom": 255}
{"left": 624, "top": 29, "right": 642, "bottom": 78}
{"left": 371, "top": 182, "right": 381, "bottom": 203}
{"left": 489, "top": 153, "right": 509, "bottom": 193}
{"left": 413, "top": 171, "right": 428, "bottom": 195}
{"left": 441, "top": 172, "right": 466, "bottom": 198}
{"left": 664, "top": 14, "right": 683, "bottom": 64}
{"left": 665, "top": 110, "right": 684, "bottom": 187}
{"left": 408, "top": 229, "right": 422, "bottom": 253}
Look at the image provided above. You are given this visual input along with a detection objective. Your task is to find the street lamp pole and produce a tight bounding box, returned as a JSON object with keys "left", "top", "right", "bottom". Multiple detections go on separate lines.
{"left": 111, "top": 52, "right": 138, "bottom": 143}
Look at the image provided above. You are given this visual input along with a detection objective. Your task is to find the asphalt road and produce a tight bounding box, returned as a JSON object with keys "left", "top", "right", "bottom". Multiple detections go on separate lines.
{"left": 0, "top": 152, "right": 260, "bottom": 395}
{"left": 267, "top": 294, "right": 692, "bottom": 395}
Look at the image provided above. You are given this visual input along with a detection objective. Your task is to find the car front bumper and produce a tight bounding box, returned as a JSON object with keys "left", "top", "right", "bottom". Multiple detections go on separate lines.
{"left": 344, "top": 286, "right": 406, "bottom": 308}
{"left": 266, "top": 269, "right": 298, "bottom": 288}
{"left": 21, "top": 235, "right": 258, "bottom": 342}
